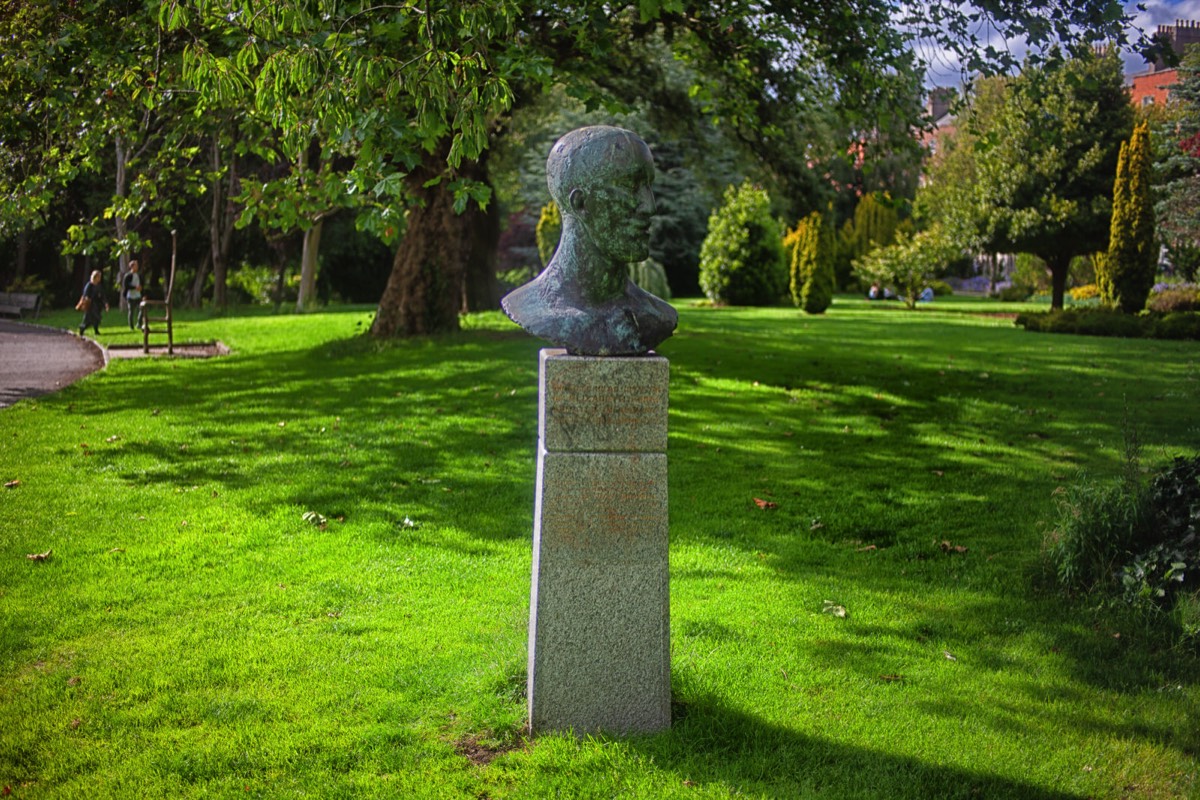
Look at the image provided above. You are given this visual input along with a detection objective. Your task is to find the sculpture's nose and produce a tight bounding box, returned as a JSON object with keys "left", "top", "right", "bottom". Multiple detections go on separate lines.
{"left": 638, "top": 186, "right": 656, "bottom": 216}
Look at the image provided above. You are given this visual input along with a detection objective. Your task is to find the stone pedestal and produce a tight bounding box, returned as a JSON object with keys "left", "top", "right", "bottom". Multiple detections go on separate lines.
{"left": 528, "top": 348, "right": 670, "bottom": 734}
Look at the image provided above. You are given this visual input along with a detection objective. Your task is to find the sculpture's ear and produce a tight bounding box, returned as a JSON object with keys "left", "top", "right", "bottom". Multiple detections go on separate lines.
{"left": 569, "top": 187, "right": 586, "bottom": 215}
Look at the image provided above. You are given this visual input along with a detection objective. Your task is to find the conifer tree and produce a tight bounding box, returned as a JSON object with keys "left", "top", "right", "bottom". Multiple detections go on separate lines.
{"left": 787, "top": 211, "right": 835, "bottom": 313}
{"left": 1099, "top": 120, "right": 1156, "bottom": 313}
{"left": 835, "top": 193, "right": 899, "bottom": 289}
{"left": 699, "top": 181, "right": 787, "bottom": 306}
{"left": 1155, "top": 46, "right": 1200, "bottom": 281}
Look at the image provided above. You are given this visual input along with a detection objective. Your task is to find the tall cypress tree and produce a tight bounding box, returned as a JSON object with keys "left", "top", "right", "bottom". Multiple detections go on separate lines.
{"left": 1099, "top": 120, "right": 1156, "bottom": 313}
{"left": 787, "top": 211, "right": 835, "bottom": 314}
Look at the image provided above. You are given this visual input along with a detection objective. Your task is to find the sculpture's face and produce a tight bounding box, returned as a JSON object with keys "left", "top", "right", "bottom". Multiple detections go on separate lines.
{"left": 578, "top": 152, "right": 656, "bottom": 264}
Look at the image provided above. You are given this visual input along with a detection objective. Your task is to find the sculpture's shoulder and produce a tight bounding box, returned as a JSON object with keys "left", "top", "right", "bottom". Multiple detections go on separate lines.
{"left": 626, "top": 282, "right": 678, "bottom": 331}
{"left": 501, "top": 274, "right": 677, "bottom": 356}
{"left": 502, "top": 277, "right": 586, "bottom": 338}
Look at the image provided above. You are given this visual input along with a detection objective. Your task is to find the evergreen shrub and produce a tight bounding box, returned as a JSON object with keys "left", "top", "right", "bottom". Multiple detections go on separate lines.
{"left": 1147, "top": 286, "right": 1200, "bottom": 313}
{"left": 785, "top": 211, "right": 835, "bottom": 314}
{"left": 1014, "top": 309, "right": 1200, "bottom": 340}
{"left": 629, "top": 259, "right": 672, "bottom": 300}
{"left": 997, "top": 285, "right": 1033, "bottom": 302}
{"left": 536, "top": 202, "right": 561, "bottom": 266}
{"left": 698, "top": 181, "right": 787, "bottom": 306}
{"left": 834, "top": 193, "right": 900, "bottom": 290}
{"left": 1097, "top": 121, "right": 1157, "bottom": 312}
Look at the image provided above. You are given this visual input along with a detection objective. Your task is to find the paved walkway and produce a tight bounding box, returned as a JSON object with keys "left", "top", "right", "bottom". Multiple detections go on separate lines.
{"left": 0, "top": 320, "right": 106, "bottom": 408}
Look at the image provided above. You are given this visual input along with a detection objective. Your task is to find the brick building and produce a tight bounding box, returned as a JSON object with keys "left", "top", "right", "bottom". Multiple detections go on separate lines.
{"left": 1127, "top": 19, "right": 1199, "bottom": 107}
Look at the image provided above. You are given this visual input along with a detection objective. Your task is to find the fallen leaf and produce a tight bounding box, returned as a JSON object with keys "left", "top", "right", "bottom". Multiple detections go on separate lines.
{"left": 3, "top": 480, "right": 19, "bottom": 489}
{"left": 821, "top": 600, "right": 847, "bottom": 618}
{"left": 277, "top": 421, "right": 287, "bottom": 428}
{"left": 106, "top": 435, "right": 120, "bottom": 443}
{"left": 943, "top": 650, "right": 957, "bottom": 661}
{"left": 856, "top": 545, "right": 877, "bottom": 552}
{"left": 401, "top": 517, "right": 419, "bottom": 529}
{"left": 302, "top": 511, "right": 327, "bottom": 528}
{"left": 108, "top": 548, "right": 125, "bottom": 554}
{"left": 66, "top": 676, "right": 81, "bottom": 686}
{"left": 940, "top": 541, "right": 968, "bottom": 554}
{"left": 70, "top": 718, "right": 82, "bottom": 729}
{"left": 26, "top": 549, "right": 52, "bottom": 562}
{"left": 753, "top": 497, "right": 778, "bottom": 510}
{"left": 879, "top": 674, "right": 904, "bottom": 682}
{"left": 932, "top": 470, "right": 944, "bottom": 477}
{"left": 810, "top": 519, "right": 824, "bottom": 530}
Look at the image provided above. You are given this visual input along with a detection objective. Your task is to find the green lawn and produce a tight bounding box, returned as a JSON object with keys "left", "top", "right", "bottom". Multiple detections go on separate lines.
{"left": 2, "top": 296, "right": 1198, "bottom": 798}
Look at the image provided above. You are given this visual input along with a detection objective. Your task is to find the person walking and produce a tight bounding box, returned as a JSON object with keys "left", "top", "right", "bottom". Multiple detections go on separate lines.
{"left": 77, "top": 270, "right": 108, "bottom": 337}
{"left": 122, "top": 259, "right": 146, "bottom": 330}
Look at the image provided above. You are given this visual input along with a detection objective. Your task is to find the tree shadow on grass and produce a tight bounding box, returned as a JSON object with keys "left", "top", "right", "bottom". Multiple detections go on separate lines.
{"left": 70, "top": 330, "right": 545, "bottom": 540}
{"left": 623, "top": 690, "right": 1087, "bottom": 800}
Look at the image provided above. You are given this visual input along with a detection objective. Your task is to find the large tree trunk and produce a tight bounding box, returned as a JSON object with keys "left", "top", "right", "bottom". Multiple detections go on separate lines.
{"left": 370, "top": 143, "right": 505, "bottom": 336}
{"left": 1048, "top": 253, "right": 1070, "bottom": 311}
{"left": 209, "top": 134, "right": 237, "bottom": 311}
{"left": 371, "top": 146, "right": 473, "bottom": 337}
{"left": 296, "top": 217, "right": 324, "bottom": 312}
{"left": 460, "top": 151, "right": 501, "bottom": 313}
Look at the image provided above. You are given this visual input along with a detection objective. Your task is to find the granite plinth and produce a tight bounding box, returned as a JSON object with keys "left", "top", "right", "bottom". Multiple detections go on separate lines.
{"left": 528, "top": 349, "right": 671, "bottom": 735}
{"left": 538, "top": 349, "right": 668, "bottom": 453}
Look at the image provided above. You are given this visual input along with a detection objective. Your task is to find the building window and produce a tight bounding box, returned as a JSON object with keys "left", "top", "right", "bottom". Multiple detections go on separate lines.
{"left": 1142, "top": 96, "right": 1155, "bottom": 106}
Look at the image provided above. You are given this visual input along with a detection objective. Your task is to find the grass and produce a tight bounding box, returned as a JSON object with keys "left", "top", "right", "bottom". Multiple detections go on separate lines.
{"left": 2, "top": 295, "right": 1199, "bottom": 798}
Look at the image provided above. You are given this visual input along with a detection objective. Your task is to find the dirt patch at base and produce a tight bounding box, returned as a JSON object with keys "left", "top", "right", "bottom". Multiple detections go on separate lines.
{"left": 105, "top": 341, "right": 230, "bottom": 359}
{"left": 453, "top": 734, "right": 526, "bottom": 766}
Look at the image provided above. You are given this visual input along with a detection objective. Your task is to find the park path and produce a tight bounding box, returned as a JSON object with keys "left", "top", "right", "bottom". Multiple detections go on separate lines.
{"left": 0, "top": 320, "right": 106, "bottom": 409}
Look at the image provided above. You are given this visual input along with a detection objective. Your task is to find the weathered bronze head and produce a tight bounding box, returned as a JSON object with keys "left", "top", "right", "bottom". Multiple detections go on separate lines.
{"left": 501, "top": 126, "right": 677, "bottom": 356}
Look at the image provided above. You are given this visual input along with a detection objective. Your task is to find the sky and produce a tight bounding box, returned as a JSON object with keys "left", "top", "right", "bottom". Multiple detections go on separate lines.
{"left": 918, "top": 0, "right": 1200, "bottom": 88}
{"left": 1124, "top": 0, "right": 1200, "bottom": 71}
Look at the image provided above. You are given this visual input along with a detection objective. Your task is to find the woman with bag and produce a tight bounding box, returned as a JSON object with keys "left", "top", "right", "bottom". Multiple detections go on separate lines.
{"left": 76, "top": 270, "right": 108, "bottom": 337}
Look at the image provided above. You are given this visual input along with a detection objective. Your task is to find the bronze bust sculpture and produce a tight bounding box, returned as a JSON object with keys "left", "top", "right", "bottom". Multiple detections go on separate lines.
{"left": 501, "top": 126, "right": 678, "bottom": 356}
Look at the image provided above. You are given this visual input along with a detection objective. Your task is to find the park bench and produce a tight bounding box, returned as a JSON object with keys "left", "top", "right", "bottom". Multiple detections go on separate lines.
{"left": 0, "top": 292, "right": 42, "bottom": 320}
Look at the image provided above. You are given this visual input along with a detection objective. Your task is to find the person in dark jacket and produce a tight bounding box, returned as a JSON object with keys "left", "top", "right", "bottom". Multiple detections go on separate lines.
{"left": 78, "top": 270, "right": 108, "bottom": 337}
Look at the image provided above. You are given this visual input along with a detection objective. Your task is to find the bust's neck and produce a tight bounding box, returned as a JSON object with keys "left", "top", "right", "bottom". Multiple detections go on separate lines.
{"left": 553, "top": 217, "right": 627, "bottom": 303}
